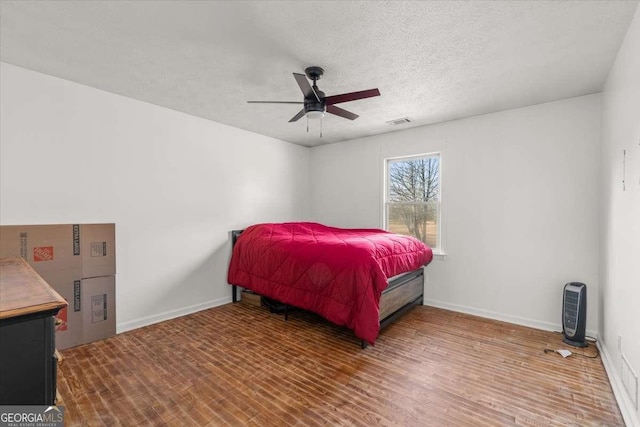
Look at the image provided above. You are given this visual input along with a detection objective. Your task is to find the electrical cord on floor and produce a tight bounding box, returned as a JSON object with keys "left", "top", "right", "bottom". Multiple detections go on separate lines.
{"left": 544, "top": 334, "right": 600, "bottom": 359}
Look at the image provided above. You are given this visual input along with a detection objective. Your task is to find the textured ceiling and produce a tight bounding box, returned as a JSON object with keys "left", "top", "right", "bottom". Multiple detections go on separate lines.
{"left": 1, "top": 1, "right": 638, "bottom": 147}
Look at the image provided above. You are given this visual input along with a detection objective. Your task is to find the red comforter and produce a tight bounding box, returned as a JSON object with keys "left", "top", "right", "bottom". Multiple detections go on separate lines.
{"left": 227, "top": 222, "right": 433, "bottom": 344}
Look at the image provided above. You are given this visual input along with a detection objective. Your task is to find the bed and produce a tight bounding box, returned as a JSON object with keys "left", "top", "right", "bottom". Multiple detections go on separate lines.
{"left": 227, "top": 222, "right": 433, "bottom": 346}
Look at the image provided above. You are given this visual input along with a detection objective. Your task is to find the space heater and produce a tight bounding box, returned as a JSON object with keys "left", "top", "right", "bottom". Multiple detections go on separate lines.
{"left": 562, "top": 282, "right": 587, "bottom": 347}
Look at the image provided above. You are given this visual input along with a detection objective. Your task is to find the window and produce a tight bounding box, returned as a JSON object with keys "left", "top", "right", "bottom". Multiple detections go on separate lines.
{"left": 384, "top": 153, "right": 441, "bottom": 251}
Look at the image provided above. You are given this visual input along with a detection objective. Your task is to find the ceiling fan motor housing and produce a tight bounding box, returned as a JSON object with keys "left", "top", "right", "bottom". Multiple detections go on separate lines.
{"left": 304, "top": 89, "right": 326, "bottom": 115}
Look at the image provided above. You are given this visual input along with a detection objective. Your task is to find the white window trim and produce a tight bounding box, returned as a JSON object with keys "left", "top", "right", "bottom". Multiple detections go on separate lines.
{"left": 382, "top": 151, "right": 445, "bottom": 258}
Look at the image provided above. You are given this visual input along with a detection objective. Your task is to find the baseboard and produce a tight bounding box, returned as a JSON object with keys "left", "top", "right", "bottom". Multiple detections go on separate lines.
{"left": 117, "top": 296, "right": 231, "bottom": 333}
{"left": 599, "top": 339, "right": 640, "bottom": 427}
{"left": 423, "top": 298, "right": 597, "bottom": 341}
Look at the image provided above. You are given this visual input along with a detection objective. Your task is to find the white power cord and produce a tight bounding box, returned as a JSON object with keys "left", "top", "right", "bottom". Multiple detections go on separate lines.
{"left": 544, "top": 349, "right": 572, "bottom": 358}
{"left": 544, "top": 345, "right": 599, "bottom": 359}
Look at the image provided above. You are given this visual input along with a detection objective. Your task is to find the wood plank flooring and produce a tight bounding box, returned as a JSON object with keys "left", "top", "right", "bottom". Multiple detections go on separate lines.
{"left": 57, "top": 304, "right": 623, "bottom": 426}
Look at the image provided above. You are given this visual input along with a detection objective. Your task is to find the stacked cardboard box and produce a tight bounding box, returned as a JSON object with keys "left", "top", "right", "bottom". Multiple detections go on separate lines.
{"left": 0, "top": 224, "right": 116, "bottom": 349}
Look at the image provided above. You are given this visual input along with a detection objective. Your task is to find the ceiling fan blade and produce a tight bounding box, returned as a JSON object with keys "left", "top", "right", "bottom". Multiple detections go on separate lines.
{"left": 289, "top": 109, "right": 306, "bottom": 122}
{"left": 247, "top": 101, "right": 303, "bottom": 104}
{"left": 325, "top": 88, "right": 380, "bottom": 105}
{"left": 293, "top": 73, "right": 320, "bottom": 102}
{"left": 326, "top": 105, "right": 359, "bottom": 120}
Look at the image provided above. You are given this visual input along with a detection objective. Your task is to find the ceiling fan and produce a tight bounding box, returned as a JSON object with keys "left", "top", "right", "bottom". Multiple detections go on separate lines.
{"left": 247, "top": 66, "right": 380, "bottom": 125}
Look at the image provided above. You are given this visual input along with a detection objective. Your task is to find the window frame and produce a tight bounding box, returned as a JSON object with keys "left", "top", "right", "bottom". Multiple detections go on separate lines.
{"left": 383, "top": 151, "right": 443, "bottom": 254}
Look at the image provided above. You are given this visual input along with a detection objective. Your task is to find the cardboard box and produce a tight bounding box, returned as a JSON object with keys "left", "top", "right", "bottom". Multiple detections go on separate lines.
{"left": 0, "top": 224, "right": 115, "bottom": 278}
{"left": 0, "top": 225, "right": 82, "bottom": 278}
{"left": 46, "top": 273, "right": 117, "bottom": 349}
{"left": 81, "top": 275, "right": 116, "bottom": 344}
{"left": 0, "top": 224, "right": 116, "bottom": 349}
{"left": 46, "top": 270, "right": 85, "bottom": 349}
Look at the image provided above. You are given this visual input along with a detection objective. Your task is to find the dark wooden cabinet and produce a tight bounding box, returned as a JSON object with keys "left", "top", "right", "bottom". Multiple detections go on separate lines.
{"left": 0, "top": 257, "right": 67, "bottom": 405}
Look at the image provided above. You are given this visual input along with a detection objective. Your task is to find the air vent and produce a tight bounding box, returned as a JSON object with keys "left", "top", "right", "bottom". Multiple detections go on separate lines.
{"left": 386, "top": 117, "right": 412, "bottom": 126}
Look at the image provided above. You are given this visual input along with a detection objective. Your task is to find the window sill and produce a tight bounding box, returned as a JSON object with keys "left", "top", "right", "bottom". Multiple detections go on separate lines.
{"left": 432, "top": 252, "right": 447, "bottom": 261}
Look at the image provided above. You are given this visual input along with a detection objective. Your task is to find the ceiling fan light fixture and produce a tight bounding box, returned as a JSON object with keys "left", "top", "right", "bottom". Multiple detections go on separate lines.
{"left": 306, "top": 110, "right": 325, "bottom": 120}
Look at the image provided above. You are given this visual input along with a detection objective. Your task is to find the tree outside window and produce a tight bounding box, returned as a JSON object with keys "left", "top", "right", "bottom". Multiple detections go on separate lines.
{"left": 385, "top": 154, "right": 440, "bottom": 250}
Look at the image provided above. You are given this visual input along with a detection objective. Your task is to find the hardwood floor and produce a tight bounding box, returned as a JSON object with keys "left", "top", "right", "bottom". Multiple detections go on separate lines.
{"left": 57, "top": 304, "right": 623, "bottom": 426}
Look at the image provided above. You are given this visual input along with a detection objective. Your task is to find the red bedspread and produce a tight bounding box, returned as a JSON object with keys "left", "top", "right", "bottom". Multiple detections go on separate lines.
{"left": 227, "top": 222, "right": 433, "bottom": 344}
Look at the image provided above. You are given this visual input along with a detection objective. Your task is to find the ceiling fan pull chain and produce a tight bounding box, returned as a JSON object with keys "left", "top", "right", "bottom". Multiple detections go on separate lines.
{"left": 306, "top": 116, "right": 309, "bottom": 133}
{"left": 320, "top": 117, "right": 323, "bottom": 138}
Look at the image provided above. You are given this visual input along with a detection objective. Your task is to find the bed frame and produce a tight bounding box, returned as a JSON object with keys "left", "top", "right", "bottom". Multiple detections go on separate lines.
{"left": 229, "top": 229, "right": 424, "bottom": 347}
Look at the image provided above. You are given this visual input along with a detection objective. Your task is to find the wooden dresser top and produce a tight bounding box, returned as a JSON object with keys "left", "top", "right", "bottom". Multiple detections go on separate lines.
{"left": 0, "top": 257, "right": 67, "bottom": 320}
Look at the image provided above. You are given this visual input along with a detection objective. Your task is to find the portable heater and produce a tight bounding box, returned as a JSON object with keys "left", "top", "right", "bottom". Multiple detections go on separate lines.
{"left": 562, "top": 282, "right": 587, "bottom": 347}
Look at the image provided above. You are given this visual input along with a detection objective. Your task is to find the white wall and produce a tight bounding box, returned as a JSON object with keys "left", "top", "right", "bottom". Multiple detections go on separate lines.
{"left": 600, "top": 4, "right": 640, "bottom": 424}
{"left": 311, "top": 95, "right": 602, "bottom": 333}
{"left": 0, "top": 62, "right": 310, "bottom": 331}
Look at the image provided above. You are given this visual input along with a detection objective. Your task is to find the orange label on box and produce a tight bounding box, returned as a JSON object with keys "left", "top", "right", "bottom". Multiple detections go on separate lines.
{"left": 55, "top": 306, "right": 68, "bottom": 332}
{"left": 33, "top": 246, "right": 54, "bottom": 261}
